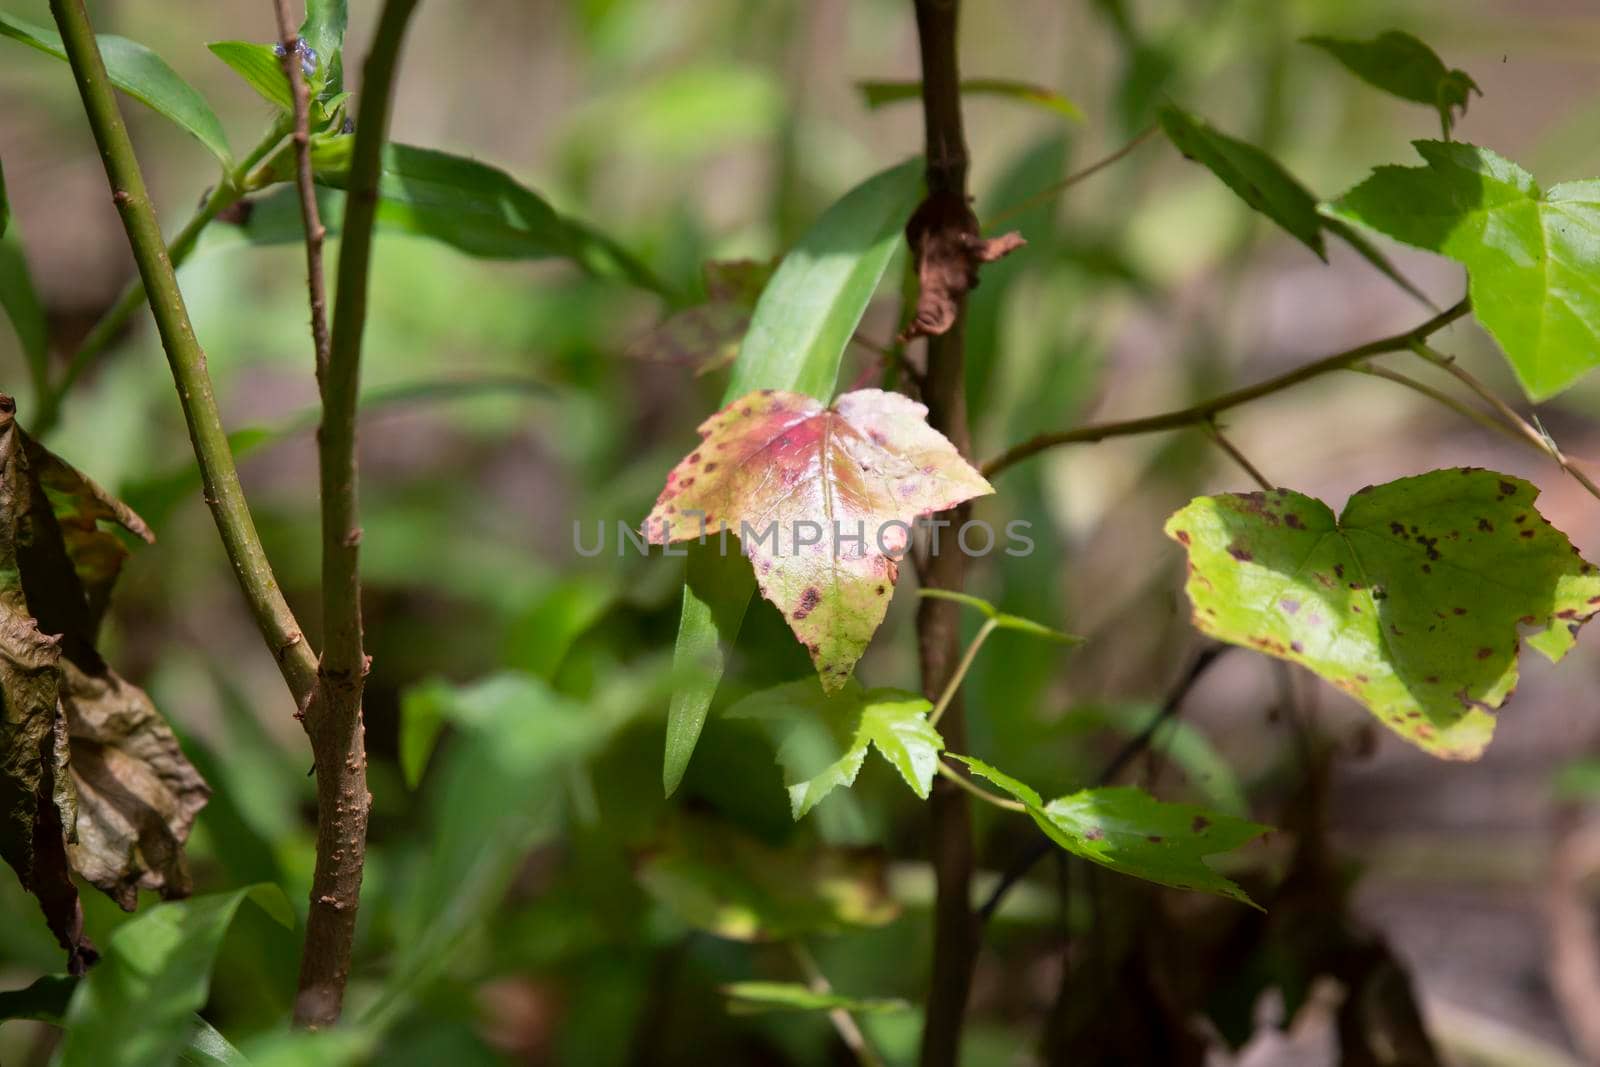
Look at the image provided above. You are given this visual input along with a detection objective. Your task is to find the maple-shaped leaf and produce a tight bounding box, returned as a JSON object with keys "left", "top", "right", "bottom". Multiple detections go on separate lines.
{"left": 1166, "top": 471, "right": 1600, "bottom": 758}
{"left": 644, "top": 389, "right": 992, "bottom": 688}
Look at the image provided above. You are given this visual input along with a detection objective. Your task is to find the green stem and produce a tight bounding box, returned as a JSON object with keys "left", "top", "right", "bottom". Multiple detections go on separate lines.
{"left": 982, "top": 298, "right": 1471, "bottom": 479}
{"left": 47, "top": 0, "right": 317, "bottom": 700}
{"left": 936, "top": 760, "right": 1027, "bottom": 813}
{"left": 293, "top": 0, "right": 422, "bottom": 1030}
{"left": 928, "top": 617, "right": 996, "bottom": 729}
{"left": 33, "top": 118, "right": 293, "bottom": 437}
{"left": 789, "top": 942, "right": 886, "bottom": 1067}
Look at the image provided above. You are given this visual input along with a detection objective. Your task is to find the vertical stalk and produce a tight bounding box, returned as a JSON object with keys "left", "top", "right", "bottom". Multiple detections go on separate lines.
{"left": 46, "top": 0, "right": 318, "bottom": 700}
{"left": 910, "top": 3, "right": 978, "bottom": 1065}
{"left": 292, "top": 0, "right": 420, "bottom": 1029}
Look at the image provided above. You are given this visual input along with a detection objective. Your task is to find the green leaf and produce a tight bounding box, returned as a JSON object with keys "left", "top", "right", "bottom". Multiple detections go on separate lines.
{"left": 0, "top": 977, "right": 248, "bottom": 1066}
{"left": 297, "top": 0, "right": 348, "bottom": 99}
{"left": 1305, "top": 30, "right": 1479, "bottom": 138}
{"left": 645, "top": 389, "right": 992, "bottom": 689}
{"left": 240, "top": 144, "right": 669, "bottom": 295}
{"left": 662, "top": 545, "right": 753, "bottom": 796}
{"left": 239, "top": 1030, "right": 374, "bottom": 1067}
{"left": 1165, "top": 471, "right": 1600, "bottom": 759}
{"left": 722, "top": 981, "right": 912, "bottom": 1016}
{"left": 857, "top": 78, "right": 1083, "bottom": 121}
{"left": 58, "top": 885, "right": 291, "bottom": 1067}
{"left": 728, "top": 678, "right": 941, "bottom": 818}
{"left": 918, "top": 588, "right": 1081, "bottom": 643}
{"left": 636, "top": 814, "right": 899, "bottom": 941}
{"left": 1328, "top": 141, "right": 1600, "bottom": 399}
{"left": 663, "top": 160, "right": 924, "bottom": 793}
{"left": 1158, "top": 104, "right": 1428, "bottom": 303}
{"left": 726, "top": 160, "right": 921, "bottom": 400}
{"left": 1059, "top": 702, "right": 1248, "bottom": 816}
{"left": 0, "top": 229, "right": 48, "bottom": 397}
{"left": 0, "top": 12, "right": 231, "bottom": 167}
{"left": 208, "top": 41, "right": 292, "bottom": 111}
{"left": 951, "top": 756, "right": 1266, "bottom": 906}
{"left": 0, "top": 973, "right": 74, "bottom": 1024}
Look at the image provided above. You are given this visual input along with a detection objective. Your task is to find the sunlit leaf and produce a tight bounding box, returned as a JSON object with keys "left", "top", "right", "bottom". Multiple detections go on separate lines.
{"left": 1305, "top": 30, "right": 1479, "bottom": 138}
{"left": 951, "top": 756, "right": 1265, "bottom": 906}
{"left": 857, "top": 78, "right": 1083, "bottom": 122}
{"left": 1159, "top": 104, "right": 1428, "bottom": 302}
{"left": 1166, "top": 471, "right": 1600, "bottom": 758}
{"left": 0, "top": 12, "right": 231, "bottom": 167}
{"left": 636, "top": 815, "right": 898, "bottom": 941}
{"left": 664, "top": 161, "right": 921, "bottom": 795}
{"left": 1329, "top": 141, "right": 1600, "bottom": 399}
{"left": 57, "top": 886, "right": 291, "bottom": 1067}
{"left": 722, "top": 981, "right": 911, "bottom": 1016}
{"left": 208, "top": 41, "right": 292, "bottom": 111}
{"left": 646, "top": 389, "right": 992, "bottom": 688}
{"left": 728, "top": 678, "right": 941, "bottom": 818}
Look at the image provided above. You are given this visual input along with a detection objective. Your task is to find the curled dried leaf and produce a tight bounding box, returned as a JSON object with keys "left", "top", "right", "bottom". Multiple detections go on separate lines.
{"left": 900, "top": 190, "right": 1024, "bottom": 341}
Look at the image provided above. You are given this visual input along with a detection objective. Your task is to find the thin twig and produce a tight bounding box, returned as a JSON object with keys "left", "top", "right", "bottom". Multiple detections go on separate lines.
{"left": 789, "top": 942, "right": 887, "bottom": 1067}
{"left": 936, "top": 760, "right": 1028, "bottom": 813}
{"left": 32, "top": 119, "right": 294, "bottom": 437}
{"left": 46, "top": 0, "right": 318, "bottom": 700}
{"left": 1203, "top": 419, "right": 1273, "bottom": 490}
{"left": 293, "top": 0, "right": 422, "bottom": 1030}
{"left": 987, "top": 124, "right": 1158, "bottom": 229}
{"left": 982, "top": 299, "right": 1471, "bottom": 478}
{"left": 270, "top": 0, "right": 333, "bottom": 389}
{"left": 928, "top": 618, "right": 996, "bottom": 728}
{"left": 1347, "top": 363, "right": 1525, "bottom": 446}
{"left": 1410, "top": 341, "right": 1600, "bottom": 502}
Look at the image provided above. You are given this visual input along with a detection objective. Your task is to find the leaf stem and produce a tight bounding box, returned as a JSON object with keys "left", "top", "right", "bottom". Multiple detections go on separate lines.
{"left": 936, "top": 759, "right": 1028, "bottom": 813}
{"left": 986, "top": 124, "right": 1157, "bottom": 229}
{"left": 1202, "top": 419, "right": 1273, "bottom": 491}
{"left": 789, "top": 941, "right": 887, "bottom": 1067}
{"left": 983, "top": 298, "right": 1471, "bottom": 479}
{"left": 32, "top": 119, "right": 294, "bottom": 437}
{"left": 1409, "top": 341, "right": 1600, "bottom": 502}
{"left": 271, "top": 0, "right": 332, "bottom": 391}
{"left": 928, "top": 616, "right": 996, "bottom": 728}
{"left": 292, "top": 0, "right": 421, "bottom": 1030}
{"left": 46, "top": 0, "right": 318, "bottom": 700}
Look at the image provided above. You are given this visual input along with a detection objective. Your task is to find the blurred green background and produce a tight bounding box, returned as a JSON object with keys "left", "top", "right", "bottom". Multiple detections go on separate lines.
{"left": 5, "top": 0, "right": 1600, "bottom": 1063}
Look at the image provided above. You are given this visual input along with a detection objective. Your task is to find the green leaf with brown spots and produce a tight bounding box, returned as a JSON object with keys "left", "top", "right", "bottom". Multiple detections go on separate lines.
{"left": 644, "top": 389, "right": 992, "bottom": 690}
{"left": 950, "top": 756, "right": 1266, "bottom": 906}
{"left": 727, "top": 678, "right": 941, "bottom": 818}
{"left": 1165, "top": 470, "right": 1600, "bottom": 759}
{"left": 636, "top": 814, "right": 899, "bottom": 942}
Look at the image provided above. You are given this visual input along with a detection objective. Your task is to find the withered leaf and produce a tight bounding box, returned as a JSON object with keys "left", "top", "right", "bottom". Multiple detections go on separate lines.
{"left": 901, "top": 190, "right": 1024, "bottom": 342}
{"left": 643, "top": 388, "right": 992, "bottom": 689}
{"left": 0, "top": 394, "right": 205, "bottom": 972}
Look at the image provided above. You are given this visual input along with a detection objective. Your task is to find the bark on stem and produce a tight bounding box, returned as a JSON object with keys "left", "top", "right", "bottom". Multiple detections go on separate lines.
{"left": 292, "top": 0, "right": 421, "bottom": 1029}
{"left": 910, "top": 3, "right": 979, "bottom": 1065}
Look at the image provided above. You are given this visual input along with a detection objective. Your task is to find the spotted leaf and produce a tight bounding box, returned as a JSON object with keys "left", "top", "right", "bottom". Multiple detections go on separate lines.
{"left": 951, "top": 756, "right": 1266, "bottom": 906}
{"left": 643, "top": 388, "right": 992, "bottom": 689}
{"left": 1165, "top": 470, "right": 1600, "bottom": 759}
